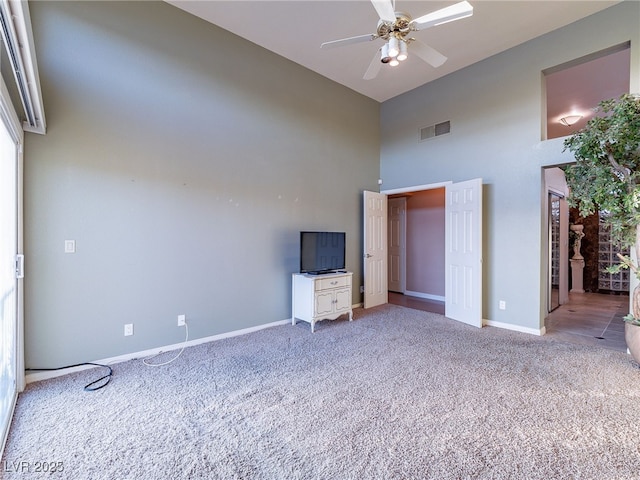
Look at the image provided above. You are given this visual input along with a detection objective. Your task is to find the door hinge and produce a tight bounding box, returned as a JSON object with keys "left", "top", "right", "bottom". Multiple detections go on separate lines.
{"left": 15, "top": 254, "right": 24, "bottom": 279}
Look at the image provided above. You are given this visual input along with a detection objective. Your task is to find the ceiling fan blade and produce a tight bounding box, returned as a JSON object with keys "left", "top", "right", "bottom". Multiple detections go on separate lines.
{"left": 411, "top": 40, "right": 447, "bottom": 68}
{"left": 363, "top": 48, "right": 383, "bottom": 80}
{"left": 370, "top": 0, "right": 396, "bottom": 23}
{"left": 321, "top": 33, "right": 377, "bottom": 49}
{"left": 411, "top": 1, "right": 473, "bottom": 31}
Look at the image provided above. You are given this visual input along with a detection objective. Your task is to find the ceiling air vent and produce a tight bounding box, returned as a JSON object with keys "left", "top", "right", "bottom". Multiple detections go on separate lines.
{"left": 420, "top": 121, "right": 451, "bottom": 141}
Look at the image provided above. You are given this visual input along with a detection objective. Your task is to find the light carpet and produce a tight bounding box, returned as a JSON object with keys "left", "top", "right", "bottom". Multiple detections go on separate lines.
{"left": 3, "top": 304, "right": 640, "bottom": 479}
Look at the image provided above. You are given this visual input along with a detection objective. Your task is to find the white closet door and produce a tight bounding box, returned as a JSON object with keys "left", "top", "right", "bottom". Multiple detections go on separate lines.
{"left": 445, "top": 178, "right": 483, "bottom": 327}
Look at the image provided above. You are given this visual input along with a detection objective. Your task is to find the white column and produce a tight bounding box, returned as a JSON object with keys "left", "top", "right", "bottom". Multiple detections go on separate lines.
{"left": 570, "top": 224, "right": 585, "bottom": 293}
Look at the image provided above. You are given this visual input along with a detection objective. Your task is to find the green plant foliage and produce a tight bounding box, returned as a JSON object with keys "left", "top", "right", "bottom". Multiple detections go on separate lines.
{"left": 563, "top": 93, "right": 640, "bottom": 249}
{"left": 564, "top": 94, "right": 640, "bottom": 323}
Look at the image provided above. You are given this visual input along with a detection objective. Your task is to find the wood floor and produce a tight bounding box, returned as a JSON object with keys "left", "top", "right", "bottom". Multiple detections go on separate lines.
{"left": 389, "top": 292, "right": 445, "bottom": 314}
{"left": 389, "top": 291, "right": 628, "bottom": 352}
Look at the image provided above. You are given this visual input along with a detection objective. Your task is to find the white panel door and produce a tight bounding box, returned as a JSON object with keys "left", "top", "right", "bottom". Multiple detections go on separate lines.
{"left": 388, "top": 197, "right": 406, "bottom": 293}
{"left": 445, "top": 178, "right": 483, "bottom": 327}
{"left": 363, "top": 191, "right": 387, "bottom": 308}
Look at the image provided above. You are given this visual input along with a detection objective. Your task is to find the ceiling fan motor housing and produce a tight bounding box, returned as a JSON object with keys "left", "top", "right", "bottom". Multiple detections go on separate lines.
{"left": 377, "top": 12, "right": 412, "bottom": 40}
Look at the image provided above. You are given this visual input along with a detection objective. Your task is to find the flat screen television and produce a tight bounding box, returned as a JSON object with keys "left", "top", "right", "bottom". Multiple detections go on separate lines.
{"left": 300, "top": 231, "right": 346, "bottom": 275}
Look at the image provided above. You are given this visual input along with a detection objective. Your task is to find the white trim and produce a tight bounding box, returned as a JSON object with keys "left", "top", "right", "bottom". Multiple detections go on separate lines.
{"left": 485, "top": 319, "right": 546, "bottom": 336}
{"left": 0, "top": 76, "right": 23, "bottom": 143}
{"left": 0, "top": 0, "right": 46, "bottom": 134}
{"left": 15, "top": 121, "right": 24, "bottom": 393}
{"left": 26, "top": 319, "right": 290, "bottom": 384}
{"left": 381, "top": 181, "right": 451, "bottom": 196}
{"left": 404, "top": 290, "right": 445, "bottom": 302}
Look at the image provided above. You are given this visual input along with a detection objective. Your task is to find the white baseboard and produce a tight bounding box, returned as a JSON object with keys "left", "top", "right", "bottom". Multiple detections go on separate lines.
{"left": 404, "top": 291, "right": 445, "bottom": 302}
{"left": 485, "top": 319, "right": 545, "bottom": 336}
{"left": 25, "top": 319, "right": 290, "bottom": 384}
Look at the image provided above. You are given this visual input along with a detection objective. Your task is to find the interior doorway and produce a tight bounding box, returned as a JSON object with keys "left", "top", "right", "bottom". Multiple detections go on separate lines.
{"left": 548, "top": 191, "right": 564, "bottom": 311}
{"left": 387, "top": 188, "right": 446, "bottom": 305}
{"left": 380, "top": 178, "right": 483, "bottom": 328}
{"left": 542, "top": 166, "right": 629, "bottom": 350}
{"left": 544, "top": 168, "right": 570, "bottom": 314}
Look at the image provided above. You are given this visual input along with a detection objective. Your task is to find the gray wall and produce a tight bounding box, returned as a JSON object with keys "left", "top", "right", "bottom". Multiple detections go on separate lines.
{"left": 380, "top": 1, "right": 640, "bottom": 331}
{"left": 406, "top": 189, "right": 445, "bottom": 298}
{"left": 24, "top": 1, "right": 379, "bottom": 367}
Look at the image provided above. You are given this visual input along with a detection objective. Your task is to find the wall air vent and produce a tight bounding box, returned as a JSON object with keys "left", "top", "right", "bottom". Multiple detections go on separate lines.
{"left": 420, "top": 121, "right": 450, "bottom": 142}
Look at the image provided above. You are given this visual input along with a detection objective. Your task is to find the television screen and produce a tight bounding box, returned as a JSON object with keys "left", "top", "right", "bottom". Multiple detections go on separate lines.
{"left": 300, "top": 231, "right": 346, "bottom": 274}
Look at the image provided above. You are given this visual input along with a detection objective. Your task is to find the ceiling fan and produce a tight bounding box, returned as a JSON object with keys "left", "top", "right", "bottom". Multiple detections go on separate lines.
{"left": 320, "top": 0, "right": 474, "bottom": 80}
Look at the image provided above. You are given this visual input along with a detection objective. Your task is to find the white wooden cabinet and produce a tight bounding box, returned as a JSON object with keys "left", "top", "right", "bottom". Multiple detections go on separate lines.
{"left": 292, "top": 272, "right": 353, "bottom": 332}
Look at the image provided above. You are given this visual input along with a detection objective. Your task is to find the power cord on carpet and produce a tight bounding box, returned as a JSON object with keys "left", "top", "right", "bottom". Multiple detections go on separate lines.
{"left": 142, "top": 320, "right": 189, "bottom": 367}
{"left": 26, "top": 322, "right": 189, "bottom": 389}
{"left": 25, "top": 363, "right": 113, "bottom": 391}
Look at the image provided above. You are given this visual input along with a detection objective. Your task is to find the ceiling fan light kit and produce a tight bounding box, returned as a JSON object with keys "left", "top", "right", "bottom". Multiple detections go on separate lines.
{"left": 388, "top": 35, "right": 400, "bottom": 57}
{"left": 381, "top": 33, "right": 408, "bottom": 66}
{"left": 321, "top": 0, "right": 474, "bottom": 80}
{"left": 381, "top": 43, "right": 391, "bottom": 63}
{"left": 397, "top": 40, "right": 408, "bottom": 62}
{"left": 559, "top": 114, "right": 583, "bottom": 127}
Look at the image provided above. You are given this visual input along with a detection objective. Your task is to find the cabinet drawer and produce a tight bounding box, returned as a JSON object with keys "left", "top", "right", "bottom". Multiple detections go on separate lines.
{"left": 316, "top": 275, "right": 351, "bottom": 291}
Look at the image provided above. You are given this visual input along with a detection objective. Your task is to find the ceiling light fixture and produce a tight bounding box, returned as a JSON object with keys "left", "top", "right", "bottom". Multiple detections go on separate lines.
{"left": 380, "top": 43, "right": 392, "bottom": 63}
{"left": 397, "top": 40, "right": 408, "bottom": 61}
{"left": 380, "top": 38, "right": 408, "bottom": 67}
{"left": 559, "top": 114, "right": 583, "bottom": 127}
{"left": 388, "top": 35, "right": 400, "bottom": 58}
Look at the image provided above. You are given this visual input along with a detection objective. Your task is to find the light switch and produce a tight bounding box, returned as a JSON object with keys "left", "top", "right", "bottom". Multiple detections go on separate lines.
{"left": 64, "top": 240, "right": 76, "bottom": 253}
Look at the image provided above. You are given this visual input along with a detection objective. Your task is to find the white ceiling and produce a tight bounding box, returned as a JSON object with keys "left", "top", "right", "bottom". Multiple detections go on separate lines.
{"left": 166, "top": 1, "right": 620, "bottom": 103}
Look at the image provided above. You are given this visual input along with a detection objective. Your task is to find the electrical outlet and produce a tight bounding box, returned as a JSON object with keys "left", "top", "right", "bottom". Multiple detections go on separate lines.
{"left": 499, "top": 300, "right": 506, "bottom": 310}
{"left": 64, "top": 240, "right": 76, "bottom": 253}
{"left": 124, "top": 323, "right": 134, "bottom": 336}
{"left": 360, "top": 285, "right": 364, "bottom": 294}
{"left": 178, "top": 314, "right": 186, "bottom": 327}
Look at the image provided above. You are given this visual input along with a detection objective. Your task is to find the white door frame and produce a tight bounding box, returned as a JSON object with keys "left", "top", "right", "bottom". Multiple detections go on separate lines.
{"left": 383, "top": 183, "right": 451, "bottom": 297}
{"left": 381, "top": 183, "right": 452, "bottom": 291}
{"left": 368, "top": 183, "right": 451, "bottom": 306}
{"left": 382, "top": 181, "right": 452, "bottom": 197}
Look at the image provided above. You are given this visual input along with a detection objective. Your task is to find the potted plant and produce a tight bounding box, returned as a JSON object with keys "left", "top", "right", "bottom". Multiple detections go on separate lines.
{"left": 563, "top": 93, "right": 640, "bottom": 360}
